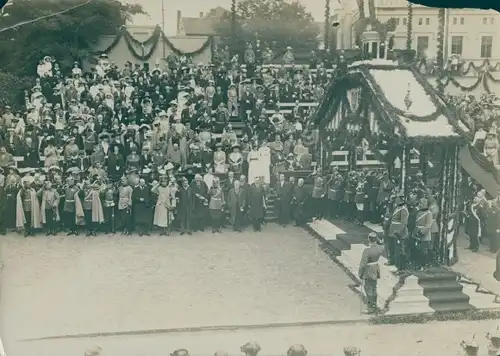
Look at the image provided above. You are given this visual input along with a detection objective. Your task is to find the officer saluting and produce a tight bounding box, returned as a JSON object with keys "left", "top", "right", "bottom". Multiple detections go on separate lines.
{"left": 358, "top": 232, "right": 384, "bottom": 314}
{"left": 387, "top": 194, "right": 409, "bottom": 273}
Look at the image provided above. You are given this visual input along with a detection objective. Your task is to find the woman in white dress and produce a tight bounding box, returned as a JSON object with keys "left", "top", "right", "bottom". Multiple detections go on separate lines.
{"left": 151, "top": 177, "right": 175, "bottom": 235}
{"left": 247, "top": 145, "right": 260, "bottom": 183}
{"left": 258, "top": 142, "right": 271, "bottom": 184}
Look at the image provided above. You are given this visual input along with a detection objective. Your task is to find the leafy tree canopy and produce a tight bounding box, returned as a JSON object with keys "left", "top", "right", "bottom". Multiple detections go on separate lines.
{"left": 215, "top": 0, "right": 319, "bottom": 54}
{"left": 0, "top": 0, "right": 144, "bottom": 77}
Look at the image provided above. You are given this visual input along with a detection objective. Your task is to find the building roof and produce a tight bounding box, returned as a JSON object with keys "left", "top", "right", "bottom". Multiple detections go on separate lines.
{"left": 180, "top": 17, "right": 220, "bottom": 36}
{"left": 179, "top": 7, "right": 230, "bottom": 36}
{"left": 316, "top": 59, "right": 470, "bottom": 140}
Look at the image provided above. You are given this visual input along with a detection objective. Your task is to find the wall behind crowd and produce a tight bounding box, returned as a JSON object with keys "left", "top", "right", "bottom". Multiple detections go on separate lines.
{"left": 85, "top": 33, "right": 212, "bottom": 70}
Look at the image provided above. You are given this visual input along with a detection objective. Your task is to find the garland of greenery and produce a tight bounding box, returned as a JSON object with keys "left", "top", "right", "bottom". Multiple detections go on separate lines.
{"left": 440, "top": 74, "right": 483, "bottom": 92}
{"left": 416, "top": 58, "right": 500, "bottom": 75}
{"left": 436, "top": 9, "right": 445, "bottom": 72}
{"left": 406, "top": 2, "right": 413, "bottom": 50}
{"left": 161, "top": 32, "right": 213, "bottom": 56}
{"left": 324, "top": 0, "right": 330, "bottom": 51}
{"left": 92, "top": 31, "right": 124, "bottom": 56}
{"left": 468, "top": 144, "right": 500, "bottom": 184}
{"left": 97, "top": 25, "right": 213, "bottom": 61}
{"left": 123, "top": 27, "right": 162, "bottom": 60}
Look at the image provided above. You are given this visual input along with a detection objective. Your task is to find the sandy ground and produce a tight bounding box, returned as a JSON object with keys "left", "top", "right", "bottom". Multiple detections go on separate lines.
{"left": 0, "top": 225, "right": 361, "bottom": 348}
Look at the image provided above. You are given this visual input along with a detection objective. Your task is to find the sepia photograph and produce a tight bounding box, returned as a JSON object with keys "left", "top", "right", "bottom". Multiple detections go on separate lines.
{"left": 0, "top": 0, "right": 499, "bottom": 355}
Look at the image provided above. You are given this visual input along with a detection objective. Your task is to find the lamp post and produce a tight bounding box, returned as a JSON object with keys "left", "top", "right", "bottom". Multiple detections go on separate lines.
{"left": 324, "top": 0, "right": 330, "bottom": 51}
{"left": 231, "top": 0, "right": 237, "bottom": 57}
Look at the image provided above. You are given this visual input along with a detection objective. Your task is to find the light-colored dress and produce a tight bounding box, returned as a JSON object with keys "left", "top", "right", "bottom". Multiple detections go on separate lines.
{"left": 258, "top": 146, "right": 271, "bottom": 184}
{"left": 247, "top": 149, "right": 260, "bottom": 183}
{"left": 44, "top": 146, "right": 58, "bottom": 167}
{"left": 213, "top": 150, "right": 227, "bottom": 174}
{"left": 153, "top": 185, "right": 175, "bottom": 228}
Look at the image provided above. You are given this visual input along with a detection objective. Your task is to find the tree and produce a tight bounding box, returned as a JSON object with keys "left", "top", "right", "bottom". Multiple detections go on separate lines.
{"left": 216, "top": 0, "right": 319, "bottom": 54}
{"left": 0, "top": 0, "right": 144, "bottom": 77}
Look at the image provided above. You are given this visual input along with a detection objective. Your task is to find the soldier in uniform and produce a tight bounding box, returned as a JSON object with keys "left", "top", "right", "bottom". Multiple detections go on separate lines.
{"left": 388, "top": 194, "right": 409, "bottom": 271}
{"left": 311, "top": 172, "right": 325, "bottom": 220}
{"left": 358, "top": 232, "right": 383, "bottom": 314}
{"left": 39, "top": 180, "right": 60, "bottom": 236}
{"left": 412, "top": 197, "right": 433, "bottom": 270}
{"left": 63, "top": 177, "right": 81, "bottom": 235}
{"left": 487, "top": 189, "right": 500, "bottom": 253}
{"left": 76, "top": 180, "right": 105, "bottom": 236}
{"left": 101, "top": 181, "right": 116, "bottom": 234}
{"left": 117, "top": 176, "right": 133, "bottom": 235}
{"left": 327, "top": 166, "right": 343, "bottom": 219}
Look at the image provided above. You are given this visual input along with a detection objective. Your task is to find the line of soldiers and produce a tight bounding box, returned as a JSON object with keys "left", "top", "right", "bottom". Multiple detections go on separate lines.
{"left": 382, "top": 183, "right": 439, "bottom": 272}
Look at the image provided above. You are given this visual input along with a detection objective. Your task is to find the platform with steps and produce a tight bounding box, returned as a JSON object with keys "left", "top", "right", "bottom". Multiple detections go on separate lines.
{"left": 306, "top": 219, "right": 400, "bottom": 312}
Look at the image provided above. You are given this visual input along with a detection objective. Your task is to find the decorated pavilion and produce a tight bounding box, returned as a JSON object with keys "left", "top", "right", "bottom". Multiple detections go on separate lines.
{"left": 312, "top": 30, "right": 471, "bottom": 265}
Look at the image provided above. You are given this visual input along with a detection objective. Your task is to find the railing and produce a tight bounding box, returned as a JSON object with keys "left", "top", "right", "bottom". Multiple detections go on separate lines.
{"left": 329, "top": 150, "right": 424, "bottom": 167}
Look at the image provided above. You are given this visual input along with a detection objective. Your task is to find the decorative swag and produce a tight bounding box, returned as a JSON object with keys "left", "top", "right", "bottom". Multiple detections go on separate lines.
{"left": 92, "top": 25, "right": 213, "bottom": 61}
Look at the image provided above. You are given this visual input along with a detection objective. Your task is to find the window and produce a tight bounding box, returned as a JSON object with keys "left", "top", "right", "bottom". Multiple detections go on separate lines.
{"left": 418, "top": 18, "right": 423, "bottom": 25}
{"left": 417, "top": 36, "right": 429, "bottom": 57}
{"left": 451, "top": 36, "right": 463, "bottom": 55}
{"left": 452, "top": 17, "right": 457, "bottom": 25}
{"left": 481, "top": 36, "right": 493, "bottom": 58}
{"left": 460, "top": 17, "right": 464, "bottom": 25}
{"left": 491, "top": 17, "right": 495, "bottom": 24}
{"left": 395, "top": 17, "right": 400, "bottom": 25}
{"left": 425, "top": 18, "right": 430, "bottom": 25}
{"left": 483, "top": 17, "right": 488, "bottom": 24}
{"left": 403, "top": 17, "right": 407, "bottom": 25}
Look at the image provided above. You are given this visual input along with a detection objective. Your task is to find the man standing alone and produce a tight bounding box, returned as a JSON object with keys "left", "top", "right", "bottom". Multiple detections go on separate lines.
{"left": 358, "top": 232, "right": 383, "bottom": 314}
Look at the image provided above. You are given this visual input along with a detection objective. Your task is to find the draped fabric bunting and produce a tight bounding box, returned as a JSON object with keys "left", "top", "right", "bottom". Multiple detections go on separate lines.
{"left": 92, "top": 25, "right": 213, "bottom": 61}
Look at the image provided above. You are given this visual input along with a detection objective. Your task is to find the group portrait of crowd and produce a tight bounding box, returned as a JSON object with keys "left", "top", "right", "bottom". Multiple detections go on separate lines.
{"left": 0, "top": 42, "right": 498, "bottom": 271}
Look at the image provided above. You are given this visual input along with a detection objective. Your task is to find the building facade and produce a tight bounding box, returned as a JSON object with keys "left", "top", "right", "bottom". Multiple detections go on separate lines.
{"left": 335, "top": 0, "right": 500, "bottom": 65}
{"left": 375, "top": 0, "right": 499, "bottom": 63}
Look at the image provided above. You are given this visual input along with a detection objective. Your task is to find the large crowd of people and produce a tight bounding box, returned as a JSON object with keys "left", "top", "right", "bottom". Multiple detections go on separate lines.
{"left": 0, "top": 46, "right": 339, "bottom": 236}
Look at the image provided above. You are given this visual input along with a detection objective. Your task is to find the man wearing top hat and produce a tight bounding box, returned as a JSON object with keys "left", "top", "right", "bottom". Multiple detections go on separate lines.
{"left": 189, "top": 173, "right": 209, "bottom": 232}
{"left": 16, "top": 174, "right": 41, "bottom": 237}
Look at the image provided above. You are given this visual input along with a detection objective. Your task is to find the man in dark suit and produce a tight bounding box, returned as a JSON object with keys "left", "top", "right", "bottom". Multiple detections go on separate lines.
{"left": 275, "top": 173, "right": 293, "bottom": 227}
{"left": 177, "top": 177, "right": 194, "bottom": 235}
{"left": 132, "top": 178, "right": 152, "bottom": 236}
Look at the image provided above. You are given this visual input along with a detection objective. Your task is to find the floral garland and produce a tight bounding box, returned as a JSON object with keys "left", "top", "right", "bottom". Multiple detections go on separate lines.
{"left": 416, "top": 58, "right": 500, "bottom": 75}
{"left": 97, "top": 25, "right": 213, "bottom": 61}
{"left": 406, "top": 2, "right": 413, "bottom": 50}
{"left": 358, "top": 65, "right": 443, "bottom": 122}
{"left": 123, "top": 27, "right": 162, "bottom": 61}
{"left": 92, "top": 31, "right": 124, "bottom": 56}
{"left": 440, "top": 74, "right": 483, "bottom": 92}
{"left": 439, "top": 71, "right": 500, "bottom": 94}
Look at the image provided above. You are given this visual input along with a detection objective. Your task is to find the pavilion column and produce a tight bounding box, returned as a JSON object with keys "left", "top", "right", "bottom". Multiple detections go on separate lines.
{"left": 419, "top": 145, "right": 428, "bottom": 183}
{"left": 400, "top": 145, "right": 411, "bottom": 194}
{"left": 437, "top": 144, "right": 450, "bottom": 265}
